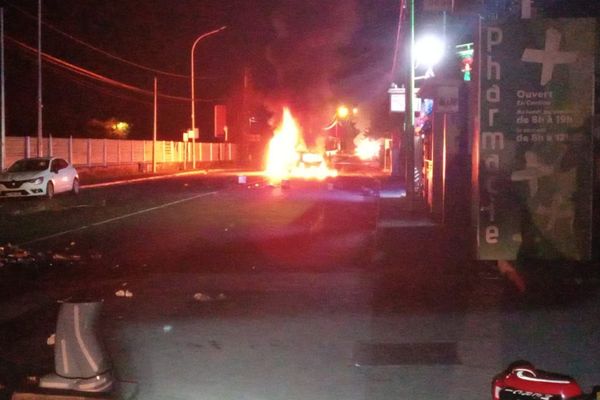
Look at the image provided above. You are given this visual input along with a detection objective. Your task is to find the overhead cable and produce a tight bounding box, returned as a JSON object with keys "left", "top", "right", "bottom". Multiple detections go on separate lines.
{"left": 4, "top": 0, "right": 189, "bottom": 79}
{"left": 7, "top": 36, "right": 222, "bottom": 103}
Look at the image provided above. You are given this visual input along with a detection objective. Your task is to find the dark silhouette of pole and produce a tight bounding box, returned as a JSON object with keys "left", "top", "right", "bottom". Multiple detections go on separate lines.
{"left": 37, "top": 0, "right": 43, "bottom": 156}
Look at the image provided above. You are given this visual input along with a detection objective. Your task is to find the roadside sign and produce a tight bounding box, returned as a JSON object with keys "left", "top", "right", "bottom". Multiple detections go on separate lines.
{"left": 476, "top": 18, "right": 595, "bottom": 261}
{"left": 436, "top": 85, "right": 459, "bottom": 113}
{"left": 214, "top": 105, "right": 227, "bottom": 139}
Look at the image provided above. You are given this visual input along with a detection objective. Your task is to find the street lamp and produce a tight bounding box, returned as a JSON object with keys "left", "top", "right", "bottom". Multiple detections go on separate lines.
{"left": 190, "top": 25, "right": 226, "bottom": 169}
{"left": 414, "top": 35, "right": 445, "bottom": 79}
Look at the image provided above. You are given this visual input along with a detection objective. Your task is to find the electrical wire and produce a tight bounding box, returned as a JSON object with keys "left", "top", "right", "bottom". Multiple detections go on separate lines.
{"left": 44, "top": 62, "right": 155, "bottom": 106}
{"left": 390, "top": 0, "right": 406, "bottom": 81}
{"left": 3, "top": 0, "right": 190, "bottom": 79}
{"left": 7, "top": 35, "right": 223, "bottom": 103}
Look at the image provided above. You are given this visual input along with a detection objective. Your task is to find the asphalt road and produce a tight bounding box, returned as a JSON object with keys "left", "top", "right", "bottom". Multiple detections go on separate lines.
{"left": 1, "top": 171, "right": 600, "bottom": 400}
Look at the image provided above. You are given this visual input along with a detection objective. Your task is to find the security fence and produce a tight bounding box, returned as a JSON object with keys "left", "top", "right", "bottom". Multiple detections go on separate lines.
{"left": 2, "top": 136, "right": 238, "bottom": 169}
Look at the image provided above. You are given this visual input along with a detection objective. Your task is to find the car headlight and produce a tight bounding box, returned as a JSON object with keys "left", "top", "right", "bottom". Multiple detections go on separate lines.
{"left": 27, "top": 177, "right": 44, "bottom": 185}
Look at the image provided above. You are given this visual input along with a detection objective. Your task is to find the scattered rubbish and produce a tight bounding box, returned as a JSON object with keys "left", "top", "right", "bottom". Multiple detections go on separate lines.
{"left": 193, "top": 292, "right": 227, "bottom": 302}
{"left": 47, "top": 333, "right": 56, "bottom": 346}
{"left": 193, "top": 292, "right": 212, "bottom": 302}
{"left": 163, "top": 325, "right": 173, "bottom": 333}
{"left": 115, "top": 289, "right": 133, "bottom": 298}
{"left": 52, "top": 253, "right": 81, "bottom": 262}
{"left": 238, "top": 175, "right": 247, "bottom": 184}
{"left": 69, "top": 242, "right": 76, "bottom": 247}
{"left": 90, "top": 251, "right": 102, "bottom": 260}
{"left": 111, "top": 264, "right": 120, "bottom": 270}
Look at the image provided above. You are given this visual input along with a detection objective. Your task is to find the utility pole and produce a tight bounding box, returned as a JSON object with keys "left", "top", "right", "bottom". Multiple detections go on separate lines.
{"left": 405, "top": 0, "right": 416, "bottom": 209}
{"left": 0, "top": 8, "right": 5, "bottom": 171}
{"left": 37, "top": 0, "right": 43, "bottom": 157}
{"left": 153, "top": 77, "right": 157, "bottom": 173}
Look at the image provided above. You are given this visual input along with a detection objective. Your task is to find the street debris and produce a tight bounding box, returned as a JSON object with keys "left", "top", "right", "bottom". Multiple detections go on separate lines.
{"left": 47, "top": 333, "right": 56, "bottom": 346}
{"left": 163, "top": 325, "right": 173, "bottom": 333}
{"left": 193, "top": 292, "right": 227, "bottom": 302}
{"left": 193, "top": 292, "right": 212, "bottom": 302}
{"left": 52, "top": 253, "right": 82, "bottom": 262}
{"left": 0, "top": 240, "right": 106, "bottom": 278}
{"left": 0, "top": 244, "right": 36, "bottom": 266}
{"left": 115, "top": 289, "right": 133, "bottom": 298}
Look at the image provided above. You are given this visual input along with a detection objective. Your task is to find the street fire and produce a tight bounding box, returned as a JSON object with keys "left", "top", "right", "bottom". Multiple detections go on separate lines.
{"left": 265, "top": 108, "right": 337, "bottom": 183}
{"left": 354, "top": 134, "right": 381, "bottom": 161}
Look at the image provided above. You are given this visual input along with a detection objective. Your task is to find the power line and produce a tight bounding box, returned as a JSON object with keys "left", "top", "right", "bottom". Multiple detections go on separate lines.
{"left": 391, "top": 0, "right": 406, "bottom": 80}
{"left": 44, "top": 61, "right": 155, "bottom": 106}
{"left": 7, "top": 35, "right": 223, "bottom": 103}
{"left": 4, "top": 0, "right": 190, "bottom": 79}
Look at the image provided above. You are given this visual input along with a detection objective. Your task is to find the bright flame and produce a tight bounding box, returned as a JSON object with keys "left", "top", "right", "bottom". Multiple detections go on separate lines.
{"left": 354, "top": 135, "right": 382, "bottom": 161}
{"left": 265, "top": 108, "right": 337, "bottom": 182}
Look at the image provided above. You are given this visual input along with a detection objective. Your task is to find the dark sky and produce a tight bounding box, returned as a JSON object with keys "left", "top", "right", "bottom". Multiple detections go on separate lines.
{"left": 0, "top": 0, "right": 399, "bottom": 142}
{"left": 0, "top": 0, "right": 596, "bottom": 142}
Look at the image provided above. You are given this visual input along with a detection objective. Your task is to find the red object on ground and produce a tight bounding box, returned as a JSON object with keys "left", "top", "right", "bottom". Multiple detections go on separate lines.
{"left": 492, "top": 361, "right": 583, "bottom": 400}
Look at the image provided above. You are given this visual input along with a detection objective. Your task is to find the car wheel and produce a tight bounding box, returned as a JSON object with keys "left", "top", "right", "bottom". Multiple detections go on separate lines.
{"left": 71, "top": 178, "right": 80, "bottom": 195}
{"left": 46, "top": 181, "right": 54, "bottom": 199}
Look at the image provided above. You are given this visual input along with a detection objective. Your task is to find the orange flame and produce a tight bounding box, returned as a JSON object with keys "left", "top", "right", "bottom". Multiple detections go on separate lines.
{"left": 265, "top": 108, "right": 337, "bottom": 182}
{"left": 354, "top": 136, "right": 382, "bottom": 161}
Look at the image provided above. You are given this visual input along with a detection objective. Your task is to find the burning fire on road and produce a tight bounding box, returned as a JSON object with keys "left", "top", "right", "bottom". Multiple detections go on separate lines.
{"left": 265, "top": 108, "right": 337, "bottom": 184}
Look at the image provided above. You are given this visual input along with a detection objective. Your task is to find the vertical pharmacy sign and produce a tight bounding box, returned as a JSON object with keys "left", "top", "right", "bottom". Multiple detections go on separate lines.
{"left": 478, "top": 19, "right": 595, "bottom": 261}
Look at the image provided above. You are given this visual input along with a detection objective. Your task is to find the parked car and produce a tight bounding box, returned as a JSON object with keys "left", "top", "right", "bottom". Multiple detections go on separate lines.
{"left": 0, "top": 157, "right": 79, "bottom": 199}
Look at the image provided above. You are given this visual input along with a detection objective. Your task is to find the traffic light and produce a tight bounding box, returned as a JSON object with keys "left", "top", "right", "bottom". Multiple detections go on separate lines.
{"left": 456, "top": 43, "right": 474, "bottom": 82}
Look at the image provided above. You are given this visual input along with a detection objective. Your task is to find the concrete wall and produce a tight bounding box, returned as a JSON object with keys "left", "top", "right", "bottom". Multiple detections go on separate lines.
{"left": 2, "top": 136, "right": 238, "bottom": 169}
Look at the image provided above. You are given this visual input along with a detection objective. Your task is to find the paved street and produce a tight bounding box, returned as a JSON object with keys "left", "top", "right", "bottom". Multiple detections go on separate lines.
{"left": 1, "top": 171, "right": 599, "bottom": 400}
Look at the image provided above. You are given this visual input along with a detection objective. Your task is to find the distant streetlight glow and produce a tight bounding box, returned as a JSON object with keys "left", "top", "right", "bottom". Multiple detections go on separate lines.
{"left": 336, "top": 105, "right": 350, "bottom": 119}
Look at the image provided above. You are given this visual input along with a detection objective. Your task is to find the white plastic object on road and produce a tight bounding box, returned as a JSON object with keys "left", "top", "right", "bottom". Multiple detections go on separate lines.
{"left": 47, "top": 333, "right": 56, "bottom": 346}
{"left": 193, "top": 292, "right": 212, "bottom": 302}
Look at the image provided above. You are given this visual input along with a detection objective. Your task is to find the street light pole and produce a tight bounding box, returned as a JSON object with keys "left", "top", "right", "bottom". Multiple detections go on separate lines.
{"left": 190, "top": 26, "right": 226, "bottom": 169}
{"left": 405, "top": 0, "right": 415, "bottom": 209}
{"left": 0, "top": 8, "right": 5, "bottom": 171}
{"left": 37, "top": 0, "right": 43, "bottom": 157}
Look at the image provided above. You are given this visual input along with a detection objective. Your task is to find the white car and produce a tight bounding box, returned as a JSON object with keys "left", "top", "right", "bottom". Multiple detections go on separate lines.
{"left": 0, "top": 157, "right": 79, "bottom": 199}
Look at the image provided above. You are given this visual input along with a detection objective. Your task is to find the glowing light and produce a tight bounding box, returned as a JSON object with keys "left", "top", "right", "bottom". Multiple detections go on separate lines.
{"left": 110, "top": 121, "right": 130, "bottom": 138}
{"left": 336, "top": 106, "right": 350, "bottom": 119}
{"left": 414, "top": 35, "right": 445, "bottom": 68}
{"left": 265, "top": 108, "right": 337, "bottom": 183}
{"left": 354, "top": 136, "right": 382, "bottom": 161}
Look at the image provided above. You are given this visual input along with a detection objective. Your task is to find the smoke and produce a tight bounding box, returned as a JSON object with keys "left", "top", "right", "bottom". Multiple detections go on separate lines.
{"left": 264, "top": 0, "right": 359, "bottom": 146}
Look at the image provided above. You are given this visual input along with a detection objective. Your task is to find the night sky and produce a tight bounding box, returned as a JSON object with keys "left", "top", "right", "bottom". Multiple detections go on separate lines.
{"left": 0, "top": 0, "right": 596, "bottom": 142}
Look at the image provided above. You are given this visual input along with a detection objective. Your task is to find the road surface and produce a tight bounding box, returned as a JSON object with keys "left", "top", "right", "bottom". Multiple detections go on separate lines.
{"left": 1, "top": 171, "right": 599, "bottom": 400}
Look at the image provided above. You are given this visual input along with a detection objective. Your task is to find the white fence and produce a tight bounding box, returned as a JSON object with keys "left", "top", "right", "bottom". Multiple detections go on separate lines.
{"left": 2, "top": 136, "right": 238, "bottom": 169}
